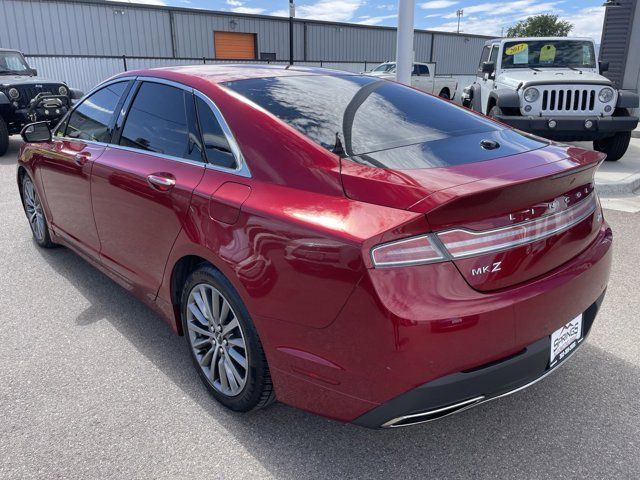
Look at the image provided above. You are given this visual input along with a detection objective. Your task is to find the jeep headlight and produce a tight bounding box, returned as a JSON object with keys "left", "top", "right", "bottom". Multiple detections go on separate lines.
{"left": 598, "top": 87, "right": 614, "bottom": 103}
{"left": 523, "top": 87, "right": 539, "bottom": 103}
{"left": 58, "top": 85, "right": 68, "bottom": 96}
{"left": 8, "top": 87, "right": 19, "bottom": 100}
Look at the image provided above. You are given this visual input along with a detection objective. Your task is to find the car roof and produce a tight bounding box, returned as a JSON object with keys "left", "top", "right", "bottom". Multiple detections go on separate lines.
{"left": 116, "top": 63, "right": 357, "bottom": 84}
{"left": 484, "top": 37, "right": 594, "bottom": 46}
{"left": 0, "top": 48, "right": 22, "bottom": 53}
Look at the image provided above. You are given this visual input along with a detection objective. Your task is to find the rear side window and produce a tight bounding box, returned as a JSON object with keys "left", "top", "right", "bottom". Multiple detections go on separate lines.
{"left": 65, "top": 81, "right": 127, "bottom": 142}
{"left": 195, "top": 96, "right": 236, "bottom": 169}
{"left": 417, "top": 64, "right": 430, "bottom": 75}
{"left": 224, "top": 75, "right": 502, "bottom": 163}
{"left": 119, "top": 82, "right": 201, "bottom": 161}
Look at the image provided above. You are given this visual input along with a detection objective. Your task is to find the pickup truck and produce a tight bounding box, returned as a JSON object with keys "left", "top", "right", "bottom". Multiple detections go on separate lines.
{"left": 462, "top": 37, "right": 639, "bottom": 161}
{"left": 367, "top": 62, "right": 458, "bottom": 100}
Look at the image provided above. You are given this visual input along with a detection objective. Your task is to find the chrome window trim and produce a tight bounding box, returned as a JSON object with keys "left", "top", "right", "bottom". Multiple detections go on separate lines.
{"left": 51, "top": 75, "right": 251, "bottom": 178}
{"left": 193, "top": 89, "right": 251, "bottom": 178}
{"left": 52, "top": 77, "right": 136, "bottom": 138}
{"left": 106, "top": 143, "right": 208, "bottom": 168}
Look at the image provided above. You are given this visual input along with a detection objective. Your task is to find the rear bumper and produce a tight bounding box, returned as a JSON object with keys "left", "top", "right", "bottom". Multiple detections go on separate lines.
{"left": 495, "top": 114, "right": 639, "bottom": 141}
{"left": 353, "top": 290, "right": 605, "bottom": 428}
{"left": 264, "top": 223, "right": 612, "bottom": 425}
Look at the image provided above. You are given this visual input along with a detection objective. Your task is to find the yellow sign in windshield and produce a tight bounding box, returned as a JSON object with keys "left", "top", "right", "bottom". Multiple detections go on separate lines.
{"left": 539, "top": 44, "right": 557, "bottom": 63}
{"left": 505, "top": 43, "right": 528, "bottom": 55}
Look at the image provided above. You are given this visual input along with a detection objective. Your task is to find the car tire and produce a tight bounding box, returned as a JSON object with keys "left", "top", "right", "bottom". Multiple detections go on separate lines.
{"left": 439, "top": 89, "right": 450, "bottom": 100}
{"left": 0, "top": 116, "right": 9, "bottom": 157}
{"left": 21, "top": 173, "right": 56, "bottom": 248}
{"left": 593, "top": 131, "right": 631, "bottom": 162}
{"left": 594, "top": 108, "right": 632, "bottom": 162}
{"left": 488, "top": 105, "right": 503, "bottom": 119}
{"left": 180, "top": 264, "right": 276, "bottom": 412}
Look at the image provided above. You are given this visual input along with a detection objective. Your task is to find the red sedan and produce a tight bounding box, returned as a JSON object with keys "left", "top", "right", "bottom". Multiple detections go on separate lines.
{"left": 17, "top": 65, "right": 612, "bottom": 428}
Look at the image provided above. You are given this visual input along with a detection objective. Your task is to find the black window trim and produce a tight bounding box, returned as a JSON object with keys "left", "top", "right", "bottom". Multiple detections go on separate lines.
{"left": 55, "top": 75, "right": 250, "bottom": 178}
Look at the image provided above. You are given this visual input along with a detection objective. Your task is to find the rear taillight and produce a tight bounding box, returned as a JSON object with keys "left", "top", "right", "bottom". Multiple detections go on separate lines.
{"left": 371, "top": 234, "right": 446, "bottom": 267}
{"left": 371, "top": 193, "right": 599, "bottom": 268}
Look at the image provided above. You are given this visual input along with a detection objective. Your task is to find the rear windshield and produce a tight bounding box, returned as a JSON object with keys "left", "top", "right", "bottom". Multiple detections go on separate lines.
{"left": 224, "top": 74, "right": 506, "bottom": 166}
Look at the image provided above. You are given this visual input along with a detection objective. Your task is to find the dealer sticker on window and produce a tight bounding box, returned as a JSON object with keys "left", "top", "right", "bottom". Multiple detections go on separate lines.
{"left": 550, "top": 315, "right": 583, "bottom": 368}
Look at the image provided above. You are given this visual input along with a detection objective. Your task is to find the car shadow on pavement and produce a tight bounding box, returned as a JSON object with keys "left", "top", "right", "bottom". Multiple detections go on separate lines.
{"left": 35, "top": 245, "right": 640, "bottom": 480}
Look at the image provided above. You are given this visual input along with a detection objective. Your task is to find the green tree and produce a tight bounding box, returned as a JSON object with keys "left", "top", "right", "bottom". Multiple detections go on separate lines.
{"left": 506, "top": 14, "right": 573, "bottom": 37}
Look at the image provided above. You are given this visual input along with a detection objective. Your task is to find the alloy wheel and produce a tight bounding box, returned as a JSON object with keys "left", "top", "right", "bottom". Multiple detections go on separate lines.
{"left": 23, "top": 177, "right": 46, "bottom": 243}
{"left": 186, "top": 283, "right": 249, "bottom": 396}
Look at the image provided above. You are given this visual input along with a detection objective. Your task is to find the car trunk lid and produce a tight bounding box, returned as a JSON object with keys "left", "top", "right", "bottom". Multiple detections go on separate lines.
{"left": 341, "top": 142, "right": 604, "bottom": 291}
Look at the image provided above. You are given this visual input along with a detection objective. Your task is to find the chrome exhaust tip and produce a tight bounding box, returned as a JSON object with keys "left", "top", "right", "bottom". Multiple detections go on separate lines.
{"left": 381, "top": 396, "right": 486, "bottom": 428}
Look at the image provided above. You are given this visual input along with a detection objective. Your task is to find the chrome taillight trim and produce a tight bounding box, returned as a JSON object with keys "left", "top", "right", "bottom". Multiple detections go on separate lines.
{"left": 436, "top": 192, "right": 598, "bottom": 260}
{"left": 371, "top": 233, "right": 446, "bottom": 268}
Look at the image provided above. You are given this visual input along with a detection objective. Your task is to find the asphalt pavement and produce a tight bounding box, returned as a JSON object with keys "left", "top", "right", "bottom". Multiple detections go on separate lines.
{"left": 1, "top": 136, "right": 639, "bottom": 479}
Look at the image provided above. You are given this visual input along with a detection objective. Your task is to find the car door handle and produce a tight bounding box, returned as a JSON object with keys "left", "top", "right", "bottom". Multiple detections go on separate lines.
{"left": 147, "top": 173, "right": 176, "bottom": 191}
{"left": 74, "top": 152, "right": 90, "bottom": 166}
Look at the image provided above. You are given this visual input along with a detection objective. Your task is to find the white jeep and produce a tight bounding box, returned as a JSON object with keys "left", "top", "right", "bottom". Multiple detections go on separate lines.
{"left": 462, "top": 37, "right": 639, "bottom": 161}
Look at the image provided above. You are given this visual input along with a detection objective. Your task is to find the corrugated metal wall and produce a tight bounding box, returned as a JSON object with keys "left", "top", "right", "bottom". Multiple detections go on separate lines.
{"left": 599, "top": 0, "right": 637, "bottom": 88}
{"left": 1, "top": 0, "right": 490, "bottom": 69}
{"left": 0, "top": 0, "right": 173, "bottom": 56}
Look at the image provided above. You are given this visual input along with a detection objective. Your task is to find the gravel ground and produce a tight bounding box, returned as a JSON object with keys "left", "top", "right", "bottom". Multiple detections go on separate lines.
{"left": 1, "top": 137, "right": 638, "bottom": 479}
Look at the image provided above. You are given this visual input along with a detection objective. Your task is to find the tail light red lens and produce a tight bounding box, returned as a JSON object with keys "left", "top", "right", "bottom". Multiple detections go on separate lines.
{"left": 371, "top": 193, "right": 599, "bottom": 267}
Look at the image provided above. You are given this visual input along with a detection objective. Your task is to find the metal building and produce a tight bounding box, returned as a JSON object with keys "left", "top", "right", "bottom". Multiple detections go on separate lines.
{"left": 600, "top": 0, "right": 639, "bottom": 114}
{"left": 0, "top": 0, "right": 490, "bottom": 92}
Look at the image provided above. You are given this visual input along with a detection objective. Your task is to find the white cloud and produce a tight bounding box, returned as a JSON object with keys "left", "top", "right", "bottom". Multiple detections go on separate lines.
{"left": 567, "top": 6, "right": 605, "bottom": 41}
{"left": 420, "top": 0, "right": 458, "bottom": 9}
{"left": 274, "top": 0, "right": 363, "bottom": 22}
{"left": 441, "top": 0, "right": 559, "bottom": 18}
{"left": 357, "top": 13, "right": 397, "bottom": 25}
{"left": 231, "top": 6, "right": 266, "bottom": 14}
{"left": 375, "top": 3, "right": 396, "bottom": 10}
{"left": 428, "top": 3, "right": 604, "bottom": 42}
{"left": 226, "top": 0, "right": 243, "bottom": 5}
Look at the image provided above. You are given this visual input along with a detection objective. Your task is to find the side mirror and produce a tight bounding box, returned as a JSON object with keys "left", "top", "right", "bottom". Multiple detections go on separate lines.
{"left": 30, "top": 68, "right": 38, "bottom": 76}
{"left": 21, "top": 122, "right": 51, "bottom": 143}
{"left": 599, "top": 61, "right": 609, "bottom": 73}
{"left": 69, "top": 88, "right": 84, "bottom": 100}
{"left": 482, "top": 61, "right": 495, "bottom": 74}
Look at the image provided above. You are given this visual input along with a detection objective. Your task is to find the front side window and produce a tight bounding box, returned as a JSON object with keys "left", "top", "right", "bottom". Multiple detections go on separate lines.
{"left": 119, "top": 82, "right": 201, "bottom": 161}
{"left": 478, "top": 46, "right": 491, "bottom": 71}
{"left": 223, "top": 74, "right": 536, "bottom": 169}
{"left": 501, "top": 40, "right": 596, "bottom": 69}
{"left": 65, "top": 81, "right": 127, "bottom": 142}
{"left": 195, "top": 96, "right": 236, "bottom": 169}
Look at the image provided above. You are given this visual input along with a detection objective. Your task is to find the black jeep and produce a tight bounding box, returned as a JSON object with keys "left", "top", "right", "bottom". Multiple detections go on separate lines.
{"left": 0, "top": 48, "right": 83, "bottom": 156}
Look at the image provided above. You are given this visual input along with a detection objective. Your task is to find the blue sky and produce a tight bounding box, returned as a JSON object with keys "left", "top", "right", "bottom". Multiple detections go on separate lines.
{"left": 111, "top": 0, "right": 607, "bottom": 40}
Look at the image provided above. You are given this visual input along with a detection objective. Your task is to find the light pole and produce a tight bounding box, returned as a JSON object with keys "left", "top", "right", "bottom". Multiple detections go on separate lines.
{"left": 456, "top": 9, "right": 463, "bottom": 34}
{"left": 395, "top": 0, "right": 415, "bottom": 85}
{"left": 289, "top": 0, "right": 295, "bottom": 66}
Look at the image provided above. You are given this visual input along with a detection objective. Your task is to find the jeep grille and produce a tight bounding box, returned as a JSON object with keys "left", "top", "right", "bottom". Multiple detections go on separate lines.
{"left": 540, "top": 87, "right": 596, "bottom": 113}
{"left": 15, "top": 84, "right": 62, "bottom": 108}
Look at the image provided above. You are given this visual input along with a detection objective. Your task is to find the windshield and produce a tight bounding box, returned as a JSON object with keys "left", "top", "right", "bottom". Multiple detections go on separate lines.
{"left": 372, "top": 63, "right": 396, "bottom": 73}
{"left": 222, "top": 74, "right": 534, "bottom": 169}
{"left": 501, "top": 40, "right": 596, "bottom": 69}
{"left": 0, "top": 51, "right": 31, "bottom": 74}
